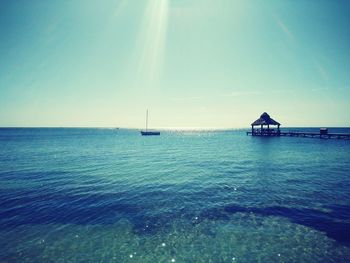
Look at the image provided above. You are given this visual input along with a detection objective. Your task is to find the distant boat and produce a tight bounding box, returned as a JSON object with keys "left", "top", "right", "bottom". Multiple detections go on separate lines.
{"left": 141, "top": 110, "right": 160, "bottom": 136}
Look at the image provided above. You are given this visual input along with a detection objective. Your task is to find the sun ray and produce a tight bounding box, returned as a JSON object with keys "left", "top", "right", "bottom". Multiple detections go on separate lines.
{"left": 136, "top": 0, "right": 169, "bottom": 89}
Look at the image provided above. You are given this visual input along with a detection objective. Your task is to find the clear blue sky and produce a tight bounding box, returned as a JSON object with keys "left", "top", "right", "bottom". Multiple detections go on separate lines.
{"left": 1, "top": 0, "right": 350, "bottom": 128}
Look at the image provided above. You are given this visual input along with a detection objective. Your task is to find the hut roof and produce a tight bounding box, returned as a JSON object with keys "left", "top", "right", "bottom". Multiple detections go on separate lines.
{"left": 251, "top": 112, "right": 281, "bottom": 126}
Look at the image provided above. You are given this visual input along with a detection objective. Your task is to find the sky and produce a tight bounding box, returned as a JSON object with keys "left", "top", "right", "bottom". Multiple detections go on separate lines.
{"left": 0, "top": 0, "right": 350, "bottom": 128}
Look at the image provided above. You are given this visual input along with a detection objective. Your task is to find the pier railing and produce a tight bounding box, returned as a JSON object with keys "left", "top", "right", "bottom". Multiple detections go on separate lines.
{"left": 248, "top": 129, "right": 280, "bottom": 136}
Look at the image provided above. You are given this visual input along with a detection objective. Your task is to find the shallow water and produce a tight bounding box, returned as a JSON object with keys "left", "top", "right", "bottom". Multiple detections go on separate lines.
{"left": 1, "top": 128, "right": 350, "bottom": 262}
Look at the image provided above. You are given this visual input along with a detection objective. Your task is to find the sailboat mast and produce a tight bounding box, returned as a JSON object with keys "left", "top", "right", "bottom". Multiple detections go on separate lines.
{"left": 140, "top": 109, "right": 159, "bottom": 136}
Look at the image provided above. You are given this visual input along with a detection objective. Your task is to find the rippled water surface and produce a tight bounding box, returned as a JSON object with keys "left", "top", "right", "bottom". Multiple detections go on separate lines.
{"left": 1, "top": 128, "right": 350, "bottom": 262}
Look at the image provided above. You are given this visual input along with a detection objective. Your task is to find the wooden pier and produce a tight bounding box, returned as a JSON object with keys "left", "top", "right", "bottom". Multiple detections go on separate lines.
{"left": 246, "top": 130, "right": 350, "bottom": 140}
{"left": 247, "top": 113, "right": 350, "bottom": 140}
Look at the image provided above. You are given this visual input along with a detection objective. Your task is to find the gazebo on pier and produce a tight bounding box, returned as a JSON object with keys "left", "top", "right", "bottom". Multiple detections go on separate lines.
{"left": 251, "top": 112, "right": 281, "bottom": 136}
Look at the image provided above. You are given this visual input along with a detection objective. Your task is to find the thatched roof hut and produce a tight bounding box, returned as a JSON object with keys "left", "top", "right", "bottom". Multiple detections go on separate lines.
{"left": 251, "top": 112, "right": 281, "bottom": 136}
{"left": 251, "top": 112, "right": 280, "bottom": 126}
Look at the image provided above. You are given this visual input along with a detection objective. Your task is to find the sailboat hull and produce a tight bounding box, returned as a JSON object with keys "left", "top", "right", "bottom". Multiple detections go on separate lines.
{"left": 141, "top": 110, "right": 160, "bottom": 136}
{"left": 141, "top": 131, "right": 160, "bottom": 136}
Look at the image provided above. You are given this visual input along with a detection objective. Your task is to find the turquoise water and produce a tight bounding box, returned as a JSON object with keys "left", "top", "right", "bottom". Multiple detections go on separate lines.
{"left": 1, "top": 128, "right": 350, "bottom": 262}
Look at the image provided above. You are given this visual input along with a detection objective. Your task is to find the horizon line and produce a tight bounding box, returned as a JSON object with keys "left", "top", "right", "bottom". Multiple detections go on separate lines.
{"left": 0, "top": 126, "right": 349, "bottom": 130}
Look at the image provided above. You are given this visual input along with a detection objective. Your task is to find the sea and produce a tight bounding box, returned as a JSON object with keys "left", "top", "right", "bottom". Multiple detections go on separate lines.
{"left": 1, "top": 127, "right": 350, "bottom": 263}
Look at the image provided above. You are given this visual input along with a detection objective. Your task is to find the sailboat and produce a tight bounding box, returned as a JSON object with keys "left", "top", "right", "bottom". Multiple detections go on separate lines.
{"left": 140, "top": 109, "right": 160, "bottom": 136}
